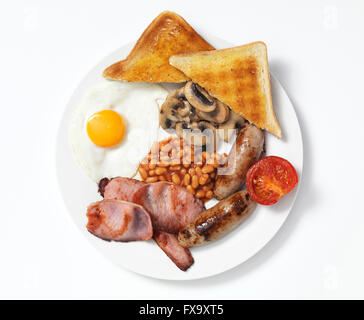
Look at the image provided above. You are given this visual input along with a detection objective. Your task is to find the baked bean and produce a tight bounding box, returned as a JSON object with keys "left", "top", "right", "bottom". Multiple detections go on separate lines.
{"left": 157, "top": 162, "right": 169, "bottom": 168}
{"left": 191, "top": 175, "right": 199, "bottom": 189}
{"left": 149, "top": 163, "right": 157, "bottom": 170}
{"left": 172, "top": 174, "right": 181, "bottom": 185}
{"left": 170, "top": 165, "right": 181, "bottom": 171}
{"left": 199, "top": 174, "right": 209, "bottom": 185}
{"left": 148, "top": 170, "right": 156, "bottom": 176}
{"left": 184, "top": 173, "right": 191, "bottom": 186}
{"left": 195, "top": 167, "right": 203, "bottom": 176}
{"left": 202, "top": 165, "right": 214, "bottom": 173}
{"left": 155, "top": 167, "right": 167, "bottom": 175}
{"left": 195, "top": 190, "right": 205, "bottom": 199}
{"left": 205, "top": 190, "right": 213, "bottom": 198}
{"left": 146, "top": 176, "right": 158, "bottom": 183}
{"left": 140, "top": 161, "right": 149, "bottom": 169}
{"left": 158, "top": 175, "right": 166, "bottom": 181}
{"left": 186, "top": 185, "right": 195, "bottom": 195}
{"left": 138, "top": 167, "right": 148, "bottom": 180}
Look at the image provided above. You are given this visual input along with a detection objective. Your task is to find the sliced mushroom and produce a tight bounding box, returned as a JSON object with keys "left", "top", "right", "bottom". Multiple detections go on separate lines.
{"left": 170, "top": 86, "right": 186, "bottom": 100}
{"left": 160, "top": 82, "right": 236, "bottom": 148}
{"left": 184, "top": 82, "right": 216, "bottom": 112}
{"left": 189, "top": 106, "right": 200, "bottom": 122}
{"left": 159, "top": 97, "right": 184, "bottom": 130}
{"left": 196, "top": 100, "right": 230, "bottom": 124}
{"left": 217, "top": 111, "right": 247, "bottom": 142}
{"left": 178, "top": 100, "right": 191, "bottom": 117}
{"left": 190, "top": 121, "right": 216, "bottom": 133}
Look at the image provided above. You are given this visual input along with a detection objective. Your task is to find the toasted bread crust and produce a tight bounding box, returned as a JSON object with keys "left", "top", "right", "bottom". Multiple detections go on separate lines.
{"left": 103, "top": 11, "right": 215, "bottom": 83}
{"left": 170, "top": 42, "right": 281, "bottom": 137}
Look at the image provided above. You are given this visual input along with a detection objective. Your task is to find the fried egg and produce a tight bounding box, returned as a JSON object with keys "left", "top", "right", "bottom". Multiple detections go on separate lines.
{"left": 70, "top": 81, "right": 168, "bottom": 182}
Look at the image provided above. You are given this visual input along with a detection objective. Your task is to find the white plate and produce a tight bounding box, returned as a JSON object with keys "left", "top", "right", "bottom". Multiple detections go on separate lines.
{"left": 56, "top": 36, "right": 303, "bottom": 280}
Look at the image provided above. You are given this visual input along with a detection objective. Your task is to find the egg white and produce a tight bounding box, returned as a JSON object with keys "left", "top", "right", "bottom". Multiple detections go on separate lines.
{"left": 70, "top": 80, "right": 168, "bottom": 182}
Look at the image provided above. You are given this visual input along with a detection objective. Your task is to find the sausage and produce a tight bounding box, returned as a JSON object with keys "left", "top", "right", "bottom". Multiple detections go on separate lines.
{"left": 178, "top": 190, "right": 255, "bottom": 248}
{"left": 214, "top": 123, "right": 264, "bottom": 200}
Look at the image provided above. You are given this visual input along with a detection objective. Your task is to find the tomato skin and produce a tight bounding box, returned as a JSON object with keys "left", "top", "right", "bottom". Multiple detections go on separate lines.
{"left": 246, "top": 156, "right": 298, "bottom": 205}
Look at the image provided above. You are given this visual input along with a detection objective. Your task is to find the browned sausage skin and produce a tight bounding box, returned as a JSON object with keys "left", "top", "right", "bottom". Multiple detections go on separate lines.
{"left": 214, "top": 123, "right": 264, "bottom": 200}
{"left": 178, "top": 190, "right": 255, "bottom": 248}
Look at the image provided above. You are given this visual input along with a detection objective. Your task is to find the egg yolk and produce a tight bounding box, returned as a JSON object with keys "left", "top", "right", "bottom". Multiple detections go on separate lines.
{"left": 86, "top": 110, "right": 125, "bottom": 147}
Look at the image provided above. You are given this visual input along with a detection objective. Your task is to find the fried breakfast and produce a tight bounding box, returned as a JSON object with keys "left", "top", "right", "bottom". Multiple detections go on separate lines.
{"left": 70, "top": 11, "right": 299, "bottom": 272}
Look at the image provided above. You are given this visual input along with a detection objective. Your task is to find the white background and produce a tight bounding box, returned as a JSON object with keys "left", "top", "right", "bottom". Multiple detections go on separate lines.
{"left": 0, "top": 0, "right": 363, "bottom": 299}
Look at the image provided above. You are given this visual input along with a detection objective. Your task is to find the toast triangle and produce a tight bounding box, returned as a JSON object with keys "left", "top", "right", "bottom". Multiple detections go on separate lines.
{"left": 103, "top": 11, "right": 214, "bottom": 83}
{"left": 170, "top": 42, "right": 282, "bottom": 138}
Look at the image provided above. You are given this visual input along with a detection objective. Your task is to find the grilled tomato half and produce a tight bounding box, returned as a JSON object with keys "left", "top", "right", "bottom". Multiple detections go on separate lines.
{"left": 246, "top": 156, "right": 298, "bottom": 205}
